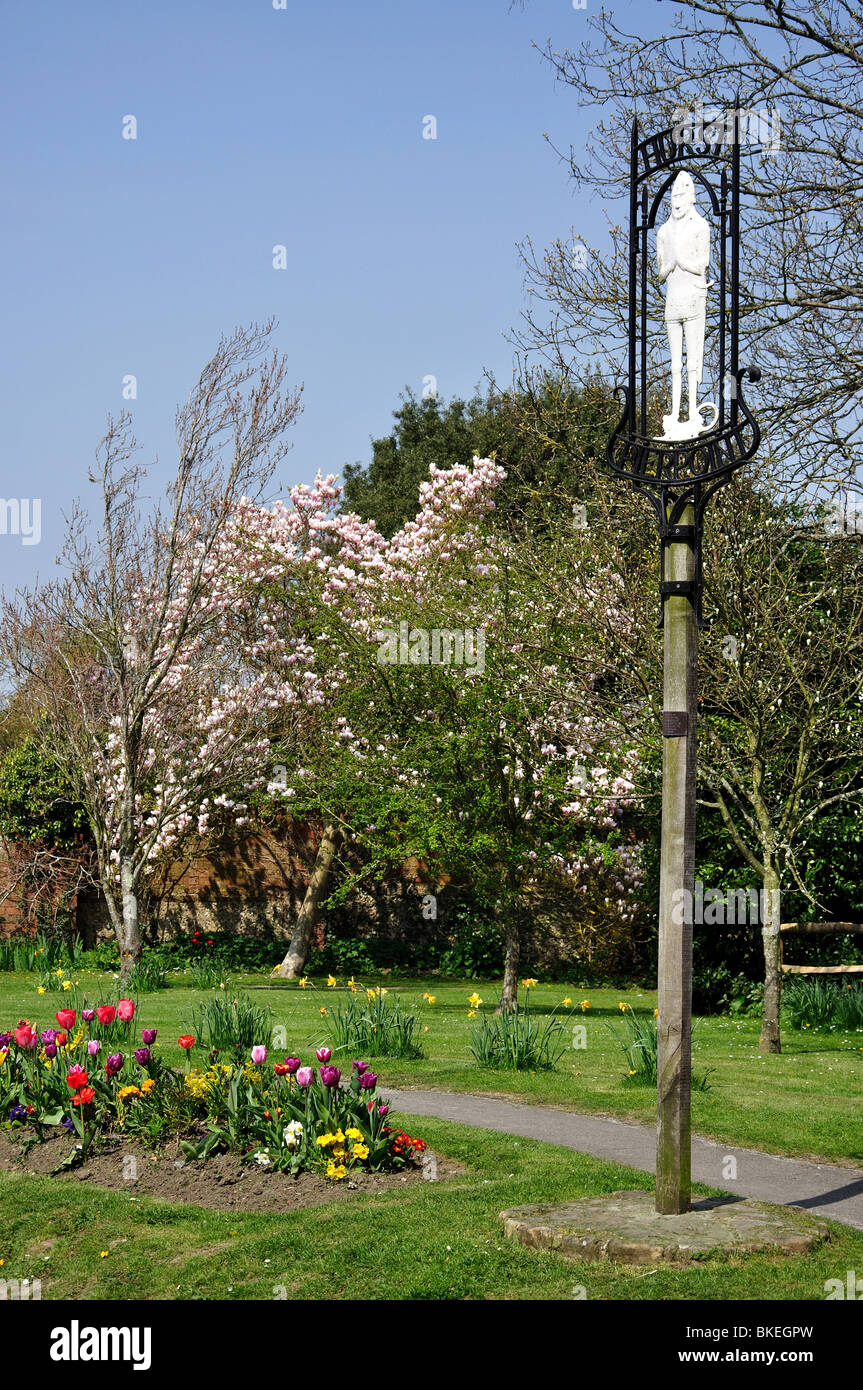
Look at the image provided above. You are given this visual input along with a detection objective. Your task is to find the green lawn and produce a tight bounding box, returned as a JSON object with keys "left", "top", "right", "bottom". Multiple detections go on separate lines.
{"left": 4, "top": 968, "right": 863, "bottom": 1165}
{"left": 2, "top": 1117, "right": 860, "bottom": 1301}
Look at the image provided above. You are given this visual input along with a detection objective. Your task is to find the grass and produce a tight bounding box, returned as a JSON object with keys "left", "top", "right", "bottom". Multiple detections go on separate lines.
{"left": 3, "top": 970, "right": 863, "bottom": 1164}
{"left": 2, "top": 1116, "right": 862, "bottom": 1301}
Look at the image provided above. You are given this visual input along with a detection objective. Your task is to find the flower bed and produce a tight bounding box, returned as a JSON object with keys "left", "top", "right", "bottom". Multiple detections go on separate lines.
{"left": 0, "top": 1007, "right": 427, "bottom": 1181}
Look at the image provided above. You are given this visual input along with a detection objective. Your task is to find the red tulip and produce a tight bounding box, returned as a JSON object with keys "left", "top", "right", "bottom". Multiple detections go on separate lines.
{"left": 66, "top": 1068, "right": 90, "bottom": 1090}
{"left": 73, "top": 1087, "right": 95, "bottom": 1106}
{"left": 55, "top": 1031, "right": 68, "bottom": 1047}
{"left": 95, "top": 1005, "right": 116, "bottom": 1025}
{"left": 178, "top": 1035, "right": 195, "bottom": 1050}
{"left": 55, "top": 1009, "right": 76, "bottom": 1031}
{"left": 117, "top": 999, "right": 135, "bottom": 1022}
{"left": 14, "top": 1023, "right": 36, "bottom": 1049}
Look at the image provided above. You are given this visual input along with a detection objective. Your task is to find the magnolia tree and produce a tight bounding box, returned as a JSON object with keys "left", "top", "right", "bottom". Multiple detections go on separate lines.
{"left": 508, "top": 459, "right": 863, "bottom": 1049}
{"left": 0, "top": 322, "right": 305, "bottom": 978}
{"left": 237, "top": 456, "right": 644, "bottom": 1002}
{"left": 230, "top": 456, "right": 515, "bottom": 976}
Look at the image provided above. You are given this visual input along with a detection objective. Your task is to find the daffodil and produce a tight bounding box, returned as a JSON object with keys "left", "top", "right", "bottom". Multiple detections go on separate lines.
{"left": 468, "top": 992, "right": 483, "bottom": 1009}
{"left": 563, "top": 997, "right": 573, "bottom": 1008}
{"left": 521, "top": 977, "right": 538, "bottom": 990}
{"left": 327, "top": 975, "right": 337, "bottom": 988}
{"left": 37, "top": 986, "right": 46, "bottom": 995}
{"left": 467, "top": 1010, "right": 476, "bottom": 1018}
{"left": 298, "top": 977, "right": 309, "bottom": 988}
{"left": 580, "top": 1000, "right": 591, "bottom": 1011}
{"left": 618, "top": 1002, "right": 629, "bottom": 1012}
{"left": 319, "top": 1006, "right": 327, "bottom": 1016}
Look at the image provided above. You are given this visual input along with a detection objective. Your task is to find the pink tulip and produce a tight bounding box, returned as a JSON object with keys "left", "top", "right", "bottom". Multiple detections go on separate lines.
{"left": 87, "top": 1040, "right": 101, "bottom": 1056}
{"left": 251, "top": 1045, "right": 267, "bottom": 1065}
{"left": 296, "top": 1066, "right": 315, "bottom": 1087}
{"left": 117, "top": 999, "right": 136, "bottom": 1022}
{"left": 315, "top": 1046, "right": 331, "bottom": 1063}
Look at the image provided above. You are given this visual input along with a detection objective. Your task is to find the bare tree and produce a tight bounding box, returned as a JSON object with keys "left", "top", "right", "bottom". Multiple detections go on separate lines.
{"left": 0, "top": 321, "right": 302, "bottom": 978}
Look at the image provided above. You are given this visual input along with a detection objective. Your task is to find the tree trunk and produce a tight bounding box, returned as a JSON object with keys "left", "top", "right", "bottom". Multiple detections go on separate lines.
{"left": 497, "top": 919, "right": 520, "bottom": 1013}
{"left": 276, "top": 822, "right": 339, "bottom": 979}
{"left": 119, "top": 853, "right": 142, "bottom": 982}
{"left": 759, "top": 863, "right": 782, "bottom": 1053}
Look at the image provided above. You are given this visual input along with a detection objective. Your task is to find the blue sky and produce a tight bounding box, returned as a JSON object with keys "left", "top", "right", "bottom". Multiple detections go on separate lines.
{"left": 0, "top": 0, "right": 665, "bottom": 593}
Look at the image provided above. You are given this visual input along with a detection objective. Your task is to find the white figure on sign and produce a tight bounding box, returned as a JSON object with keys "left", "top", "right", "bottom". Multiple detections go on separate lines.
{"left": 656, "top": 171, "right": 718, "bottom": 440}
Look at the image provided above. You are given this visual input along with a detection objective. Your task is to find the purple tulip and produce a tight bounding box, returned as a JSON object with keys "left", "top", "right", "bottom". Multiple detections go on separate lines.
{"left": 296, "top": 1066, "right": 315, "bottom": 1087}
{"left": 285, "top": 1057, "right": 301, "bottom": 1074}
{"left": 352, "top": 1059, "right": 369, "bottom": 1074}
{"left": 315, "top": 1047, "right": 331, "bottom": 1063}
{"left": 359, "top": 1070, "right": 378, "bottom": 1090}
{"left": 141, "top": 1028, "right": 157, "bottom": 1045}
{"left": 87, "top": 1040, "right": 101, "bottom": 1057}
{"left": 320, "top": 1065, "right": 341, "bottom": 1088}
{"left": 377, "top": 1103, "right": 389, "bottom": 1116}
{"left": 105, "top": 1052, "right": 123, "bottom": 1075}
{"left": 134, "top": 1047, "right": 150, "bottom": 1066}
{"left": 41, "top": 1029, "right": 57, "bottom": 1046}
{"left": 0, "top": 1033, "right": 12, "bottom": 1049}
{"left": 251, "top": 1045, "right": 267, "bottom": 1065}
{"left": 44, "top": 1043, "right": 58, "bottom": 1059}
{"left": 82, "top": 1009, "right": 95, "bottom": 1023}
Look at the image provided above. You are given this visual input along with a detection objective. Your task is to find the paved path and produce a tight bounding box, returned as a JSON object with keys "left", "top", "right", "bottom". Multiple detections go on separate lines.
{"left": 385, "top": 1087, "right": 863, "bottom": 1231}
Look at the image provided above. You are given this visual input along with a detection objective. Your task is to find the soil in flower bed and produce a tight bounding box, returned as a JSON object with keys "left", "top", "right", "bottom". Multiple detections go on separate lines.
{"left": 0, "top": 1131, "right": 467, "bottom": 1214}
